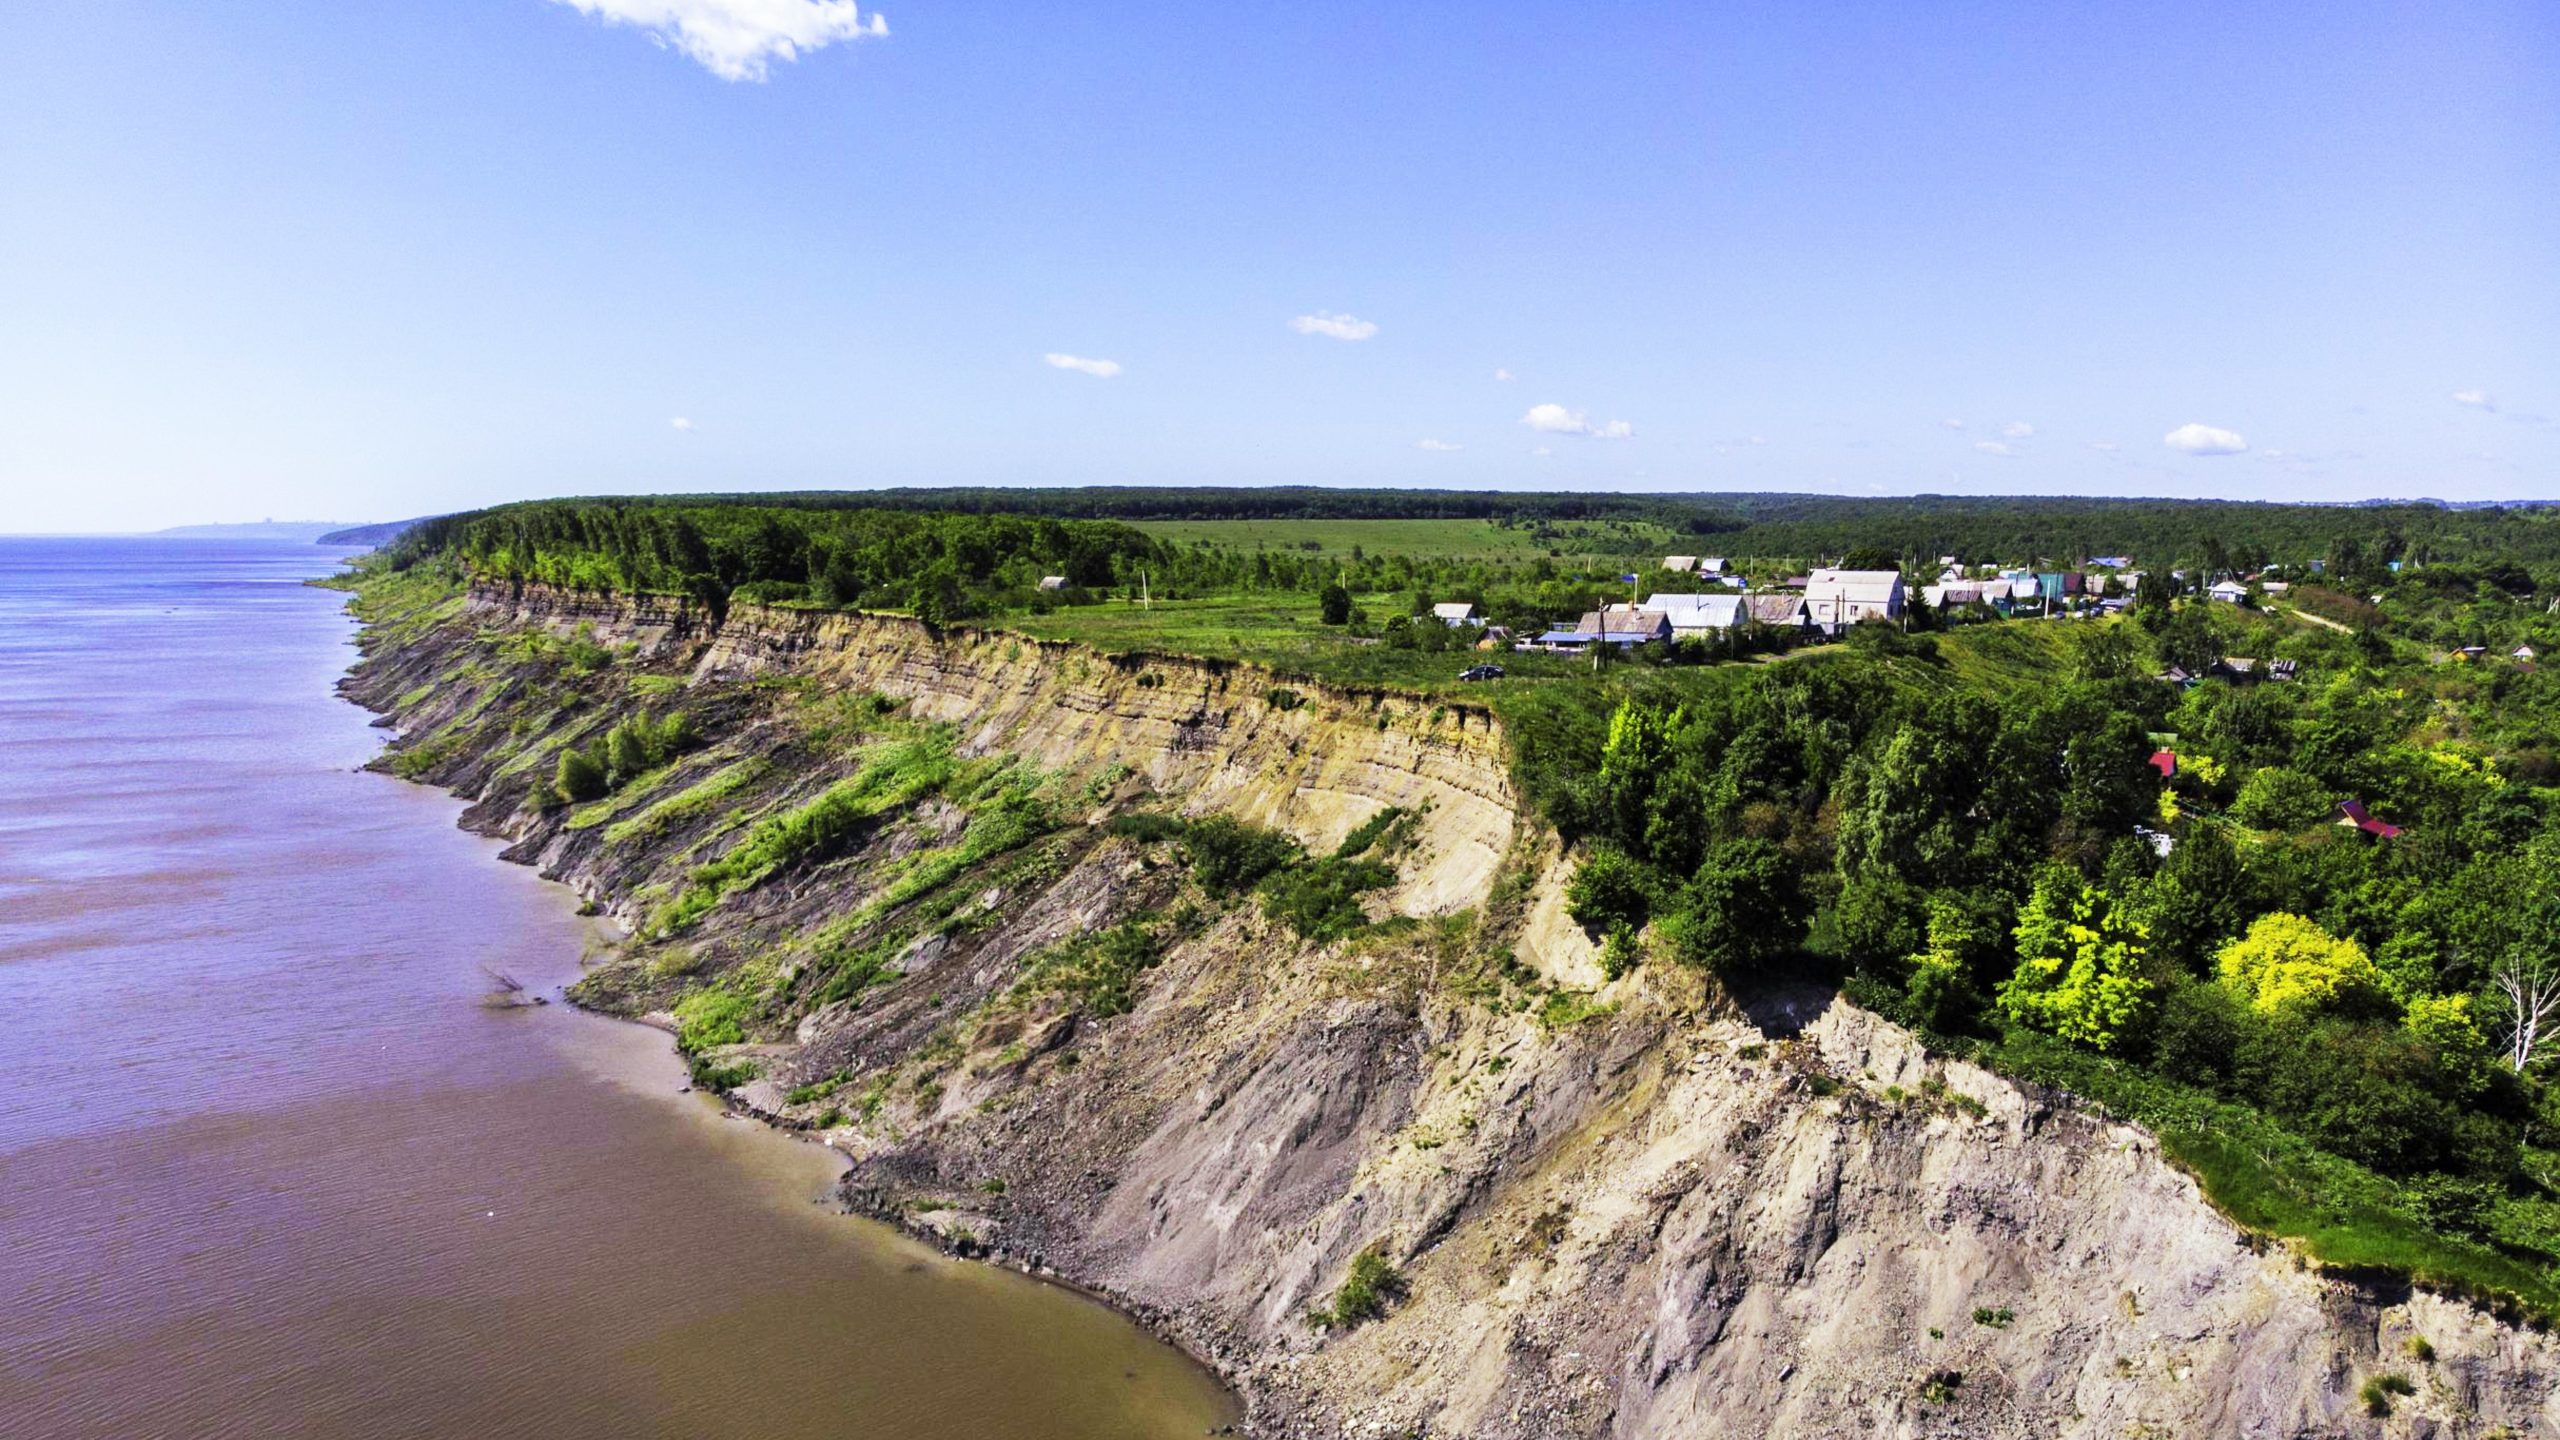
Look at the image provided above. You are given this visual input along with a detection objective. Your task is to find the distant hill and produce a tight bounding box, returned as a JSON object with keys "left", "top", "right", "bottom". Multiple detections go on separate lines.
{"left": 153, "top": 520, "right": 357, "bottom": 541}
{"left": 318, "top": 517, "right": 433, "bottom": 548}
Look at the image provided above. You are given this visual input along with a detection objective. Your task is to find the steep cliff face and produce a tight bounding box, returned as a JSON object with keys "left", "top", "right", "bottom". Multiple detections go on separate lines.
{"left": 351, "top": 581, "right": 2560, "bottom": 1440}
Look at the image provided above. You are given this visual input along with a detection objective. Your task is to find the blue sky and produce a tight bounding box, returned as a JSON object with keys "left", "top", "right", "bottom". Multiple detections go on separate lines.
{"left": 2, "top": 1, "right": 2553, "bottom": 530}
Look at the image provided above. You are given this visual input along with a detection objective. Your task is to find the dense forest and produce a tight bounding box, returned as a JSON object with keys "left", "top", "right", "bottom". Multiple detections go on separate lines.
{"left": 1528, "top": 600, "right": 2560, "bottom": 1313}
{"left": 388, "top": 492, "right": 2560, "bottom": 640}
{"left": 391, "top": 502, "right": 1163, "bottom": 625}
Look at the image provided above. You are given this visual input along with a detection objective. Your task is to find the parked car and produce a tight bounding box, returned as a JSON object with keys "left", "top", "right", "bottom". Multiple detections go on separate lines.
{"left": 1459, "top": 663, "right": 1506, "bottom": 681}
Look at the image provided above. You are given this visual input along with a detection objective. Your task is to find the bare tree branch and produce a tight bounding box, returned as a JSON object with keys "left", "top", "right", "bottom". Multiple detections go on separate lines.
{"left": 2490, "top": 951, "right": 2560, "bottom": 1072}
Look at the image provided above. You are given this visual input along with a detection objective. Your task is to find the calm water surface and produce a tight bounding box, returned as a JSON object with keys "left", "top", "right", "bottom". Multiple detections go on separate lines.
{"left": 0, "top": 538, "right": 1234, "bottom": 1440}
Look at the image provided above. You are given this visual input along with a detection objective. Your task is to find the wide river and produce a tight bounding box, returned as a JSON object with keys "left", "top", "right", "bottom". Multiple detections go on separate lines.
{"left": 0, "top": 538, "right": 1235, "bottom": 1440}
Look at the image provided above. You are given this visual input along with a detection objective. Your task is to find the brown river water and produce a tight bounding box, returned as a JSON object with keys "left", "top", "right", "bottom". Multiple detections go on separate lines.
{"left": 0, "top": 538, "right": 1236, "bottom": 1440}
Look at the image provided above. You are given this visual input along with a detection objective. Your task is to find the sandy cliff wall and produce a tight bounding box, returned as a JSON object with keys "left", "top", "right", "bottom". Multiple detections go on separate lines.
{"left": 478, "top": 579, "right": 1518, "bottom": 920}
{"left": 364, "top": 581, "right": 2560, "bottom": 1440}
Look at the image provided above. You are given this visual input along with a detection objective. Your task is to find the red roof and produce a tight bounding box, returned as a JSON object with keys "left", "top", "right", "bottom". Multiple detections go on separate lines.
{"left": 2148, "top": 750, "right": 2177, "bottom": 779}
{"left": 2337, "top": 799, "right": 2401, "bottom": 838}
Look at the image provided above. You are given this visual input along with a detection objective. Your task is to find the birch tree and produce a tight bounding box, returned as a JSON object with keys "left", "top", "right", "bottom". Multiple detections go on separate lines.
{"left": 2489, "top": 950, "right": 2560, "bottom": 1072}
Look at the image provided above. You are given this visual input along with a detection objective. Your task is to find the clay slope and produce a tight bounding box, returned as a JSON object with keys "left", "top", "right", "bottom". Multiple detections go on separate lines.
{"left": 351, "top": 581, "right": 2560, "bottom": 1439}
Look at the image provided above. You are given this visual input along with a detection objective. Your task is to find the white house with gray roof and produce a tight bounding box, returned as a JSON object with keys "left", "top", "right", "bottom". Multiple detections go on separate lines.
{"left": 1803, "top": 568, "right": 1905, "bottom": 633}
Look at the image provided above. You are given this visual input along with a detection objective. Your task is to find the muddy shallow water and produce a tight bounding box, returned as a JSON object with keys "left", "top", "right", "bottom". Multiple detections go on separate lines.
{"left": 0, "top": 537, "right": 1236, "bottom": 1440}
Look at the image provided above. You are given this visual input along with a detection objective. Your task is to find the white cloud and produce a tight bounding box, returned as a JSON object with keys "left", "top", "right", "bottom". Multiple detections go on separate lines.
{"left": 1043, "top": 353, "right": 1122, "bottom": 378}
{"left": 1416, "top": 439, "right": 1463, "bottom": 452}
{"left": 2001, "top": 420, "right": 2034, "bottom": 439}
{"left": 1530, "top": 446, "right": 1554, "bottom": 457}
{"left": 669, "top": 416, "right": 694, "bottom": 432}
{"left": 1973, "top": 440, "right": 2015, "bottom": 457}
{"left": 1493, "top": 368, "right": 1515, "bottom": 382}
{"left": 2453, "top": 388, "right": 2496, "bottom": 411}
{"left": 1289, "top": 311, "right": 1378, "bottom": 341}
{"left": 1521, "top": 403, "right": 1633, "bottom": 440}
{"left": 552, "top": 0, "right": 887, "bottom": 82}
{"left": 1941, "top": 418, "right": 1965, "bottom": 430}
{"left": 2163, "top": 422, "right": 2248, "bottom": 456}
{"left": 2088, "top": 441, "right": 2121, "bottom": 452}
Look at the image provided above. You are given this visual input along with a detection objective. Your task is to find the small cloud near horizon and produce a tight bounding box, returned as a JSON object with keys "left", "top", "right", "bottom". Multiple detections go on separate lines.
{"left": 669, "top": 416, "right": 694, "bottom": 432}
{"left": 1941, "top": 418, "right": 1965, "bottom": 430}
{"left": 2163, "top": 422, "right": 2248, "bottom": 456}
{"left": 1493, "top": 367, "right": 1515, "bottom": 382}
{"left": 2001, "top": 420, "right": 2034, "bottom": 439}
{"left": 1043, "top": 353, "right": 1122, "bottom": 378}
{"left": 1973, "top": 440, "right": 2015, "bottom": 457}
{"left": 1289, "top": 312, "right": 1378, "bottom": 341}
{"left": 2453, "top": 388, "right": 2496, "bottom": 412}
{"left": 552, "top": 0, "right": 887, "bottom": 82}
{"left": 1416, "top": 439, "right": 1463, "bottom": 452}
{"left": 1522, "top": 403, "right": 1633, "bottom": 440}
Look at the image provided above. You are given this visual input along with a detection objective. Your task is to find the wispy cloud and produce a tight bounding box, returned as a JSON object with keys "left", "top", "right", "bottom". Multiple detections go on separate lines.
{"left": 2453, "top": 388, "right": 2496, "bottom": 411}
{"left": 2001, "top": 420, "right": 2034, "bottom": 439}
{"left": 1530, "top": 446, "right": 1554, "bottom": 457}
{"left": 2163, "top": 422, "right": 2248, "bottom": 456}
{"left": 670, "top": 416, "right": 694, "bottom": 432}
{"left": 1289, "top": 311, "right": 1378, "bottom": 341}
{"left": 1973, "top": 440, "right": 2015, "bottom": 457}
{"left": 1492, "top": 367, "right": 1515, "bottom": 382}
{"left": 552, "top": 0, "right": 887, "bottom": 82}
{"left": 2088, "top": 441, "right": 2121, "bottom": 452}
{"left": 1416, "top": 439, "right": 1463, "bottom": 452}
{"left": 1043, "top": 353, "right": 1122, "bottom": 378}
{"left": 1522, "top": 403, "right": 1633, "bottom": 440}
{"left": 1941, "top": 418, "right": 1965, "bottom": 430}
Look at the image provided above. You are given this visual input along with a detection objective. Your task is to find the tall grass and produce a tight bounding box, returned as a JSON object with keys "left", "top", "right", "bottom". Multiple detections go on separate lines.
{"left": 654, "top": 733, "right": 956, "bottom": 933}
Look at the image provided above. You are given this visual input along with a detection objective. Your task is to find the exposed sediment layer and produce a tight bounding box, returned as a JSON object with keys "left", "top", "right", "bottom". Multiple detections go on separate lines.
{"left": 350, "top": 579, "right": 2560, "bottom": 1439}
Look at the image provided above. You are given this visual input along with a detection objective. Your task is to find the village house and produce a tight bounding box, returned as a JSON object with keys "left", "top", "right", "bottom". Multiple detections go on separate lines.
{"left": 1746, "top": 594, "right": 1812, "bottom": 631}
{"left": 1803, "top": 568, "right": 1904, "bottom": 634}
{"left": 2209, "top": 580, "right": 2251, "bottom": 605}
{"left": 2337, "top": 799, "right": 2402, "bottom": 839}
{"left": 1661, "top": 555, "right": 1700, "bottom": 574}
{"left": 1641, "top": 592, "right": 1746, "bottom": 639}
{"left": 1430, "top": 601, "right": 1480, "bottom": 626}
{"left": 1574, "top": 608, "right": 1673, "bottom": 645}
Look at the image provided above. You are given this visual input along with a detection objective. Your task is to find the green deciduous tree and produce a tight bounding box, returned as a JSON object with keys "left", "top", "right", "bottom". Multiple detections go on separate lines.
{"left": 2214, "top": 912, "right": 2384, "bottom": 1017}
{"left": 1597, "top": 700, "right": 1682, "bottom": 853}
{"left": 1659, "top": 838, "right": 1806, "bottom": 977}
{"left": 2230, "top": 766, "right": 2335, "bottom": 830}
{"left": 1565, "top": 845, "right": 1653, "bottom": 932}
{"left": 1903, "top": 892, "right": 2000, "bottom": 1032}
{"left": 1996, "top": 866, "right": 2156, "bottom": 1052}
{"left": 554, "top": 747, "right": 608, "bottom": 803}
{"left": 1319, "top": 583, "right": 1353, "bottom": 625}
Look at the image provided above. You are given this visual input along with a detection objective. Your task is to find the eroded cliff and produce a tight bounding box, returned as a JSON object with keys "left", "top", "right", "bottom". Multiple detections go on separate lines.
{"left": 346, "top": 578, "right": 2560, "bottom": 1439}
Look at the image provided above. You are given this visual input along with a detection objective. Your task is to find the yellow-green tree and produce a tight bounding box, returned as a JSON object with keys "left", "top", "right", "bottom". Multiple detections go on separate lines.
{"left": 1997, "top": 868, "right": 2156, "bottom": 1052}
{"left": 2214, "top": 913, "right": 2383, "bottom": 1016}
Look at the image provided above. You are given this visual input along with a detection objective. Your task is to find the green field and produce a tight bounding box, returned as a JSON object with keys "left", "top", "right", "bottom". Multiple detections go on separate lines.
{"left": 1006, "top": 590, "right": 1608, "bottom": 692}
{"left": 1131, "top": 516, "right": 1678, "bottom": 562}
